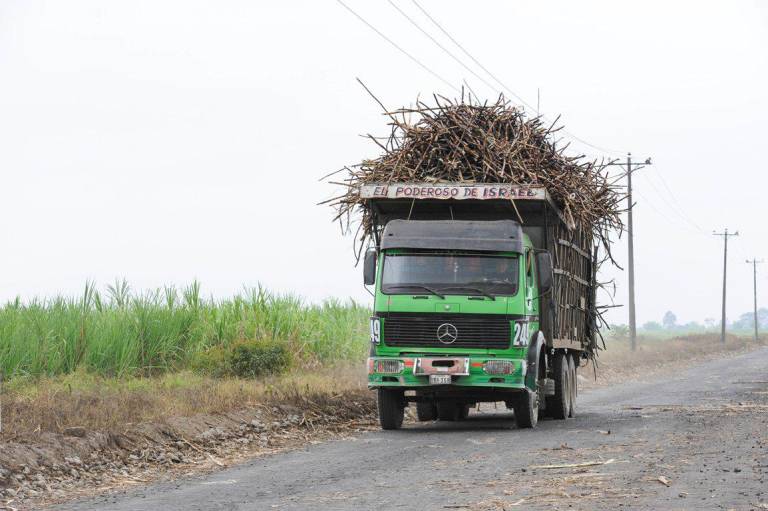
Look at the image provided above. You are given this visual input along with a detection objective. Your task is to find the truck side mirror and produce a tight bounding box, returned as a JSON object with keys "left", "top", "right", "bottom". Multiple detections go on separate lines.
{"left": 363, "top": 248, "right": 377, "bottom": 286}
{"left": 536, "top": 252, "right": 554, "bottom": 293}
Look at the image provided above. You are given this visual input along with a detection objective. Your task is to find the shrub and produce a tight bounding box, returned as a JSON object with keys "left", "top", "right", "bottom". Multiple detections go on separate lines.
{"left": 228, "top": 339, "right": 291, "bottom": 378}
{"left": 189, "top": 345, "right": 230, "bottom": 377}
{"left": 192, "top": 339, "right": 292, "bottom": 378}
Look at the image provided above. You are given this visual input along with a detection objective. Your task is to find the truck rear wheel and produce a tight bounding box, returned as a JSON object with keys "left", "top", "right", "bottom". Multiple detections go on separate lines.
{"left": 513, "top": 390, "right": 539, "bottom": 428}
{"left": 416, "top": 401, "right": 437, "bottom": 421}
{"left": 547, "top": 352, "right": 571, "bottom": 420}
{"left": 377, "top": 389, "right": 404, "bottom": 430}
{"left": 568, "top": 354, "right": 577, "bottom": 418}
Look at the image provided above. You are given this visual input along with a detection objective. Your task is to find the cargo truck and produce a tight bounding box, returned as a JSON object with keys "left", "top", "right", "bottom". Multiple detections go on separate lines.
{"left": 361, "top": 182, "right": 598, "bottom": 430}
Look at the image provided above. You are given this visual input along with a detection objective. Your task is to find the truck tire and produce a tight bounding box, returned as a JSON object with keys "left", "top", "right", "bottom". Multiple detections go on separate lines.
{"left": 459, "top": 404, "right": 471, "bottom": 420}
{"left": 546, "top": 352, "right": 570, "bottom": 420}
{"left": 416, "top": 401, "right": 437, "bottom": 421}
{"left": 513, "top": 390, "right": 539, "bottom": 429}
{"left": 377, "top": 389, "right": 404, "bottom": 430}
{"left": 568, "top": 354, "right": 577, "bottom": 418}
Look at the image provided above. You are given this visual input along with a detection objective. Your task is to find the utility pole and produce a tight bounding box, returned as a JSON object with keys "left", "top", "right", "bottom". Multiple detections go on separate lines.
{"left": 626, "top": 153, "right": 637, "bottom": 352}
{"left": 606, "top": 153, "right": 651, "bottom": 351}
{"left": 713, "top": 229, "right": 739, "bottom": 343}
{"left": 746, "top": 259, "right": 763, "bottom": 342}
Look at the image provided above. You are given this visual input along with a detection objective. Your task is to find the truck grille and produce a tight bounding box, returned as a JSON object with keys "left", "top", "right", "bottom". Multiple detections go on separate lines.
{"left": 382, "top": 313, "right": 511, "bottom": 349}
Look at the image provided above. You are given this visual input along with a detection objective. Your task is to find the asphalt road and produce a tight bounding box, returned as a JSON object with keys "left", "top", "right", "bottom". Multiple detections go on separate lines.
{"left": 57, "top": 348, "right": 768, "bottom": 511}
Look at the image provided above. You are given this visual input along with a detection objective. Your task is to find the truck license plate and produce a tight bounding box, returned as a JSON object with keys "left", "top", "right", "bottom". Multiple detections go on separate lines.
{"left": 429, "top": 374, "right": 452, "bottom": 385}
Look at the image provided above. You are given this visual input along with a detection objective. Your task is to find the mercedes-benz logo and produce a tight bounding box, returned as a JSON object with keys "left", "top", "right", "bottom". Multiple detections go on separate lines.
{"left": 436, "top": 323, "right": 458, "bottom": 344}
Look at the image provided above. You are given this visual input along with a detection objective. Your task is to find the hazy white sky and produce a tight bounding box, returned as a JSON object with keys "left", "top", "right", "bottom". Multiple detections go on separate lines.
{"left": 1, "top": 0, "right": 766, "bottom": 325}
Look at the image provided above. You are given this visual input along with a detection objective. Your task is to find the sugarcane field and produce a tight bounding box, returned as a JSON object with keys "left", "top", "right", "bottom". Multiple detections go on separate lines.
{"left": 1, "top": 2, "right": 767, "bottom": 510}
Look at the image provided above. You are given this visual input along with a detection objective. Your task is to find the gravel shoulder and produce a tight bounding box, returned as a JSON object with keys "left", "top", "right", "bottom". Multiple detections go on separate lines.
{"left": 52, "top": 347, "right": 768, "bottom": 511}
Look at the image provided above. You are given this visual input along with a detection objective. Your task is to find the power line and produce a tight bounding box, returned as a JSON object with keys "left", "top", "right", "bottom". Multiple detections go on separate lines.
{"left": 632, "top": 187, "right": 708, "bottom": 238}
{"left": 410, "top": 0, "right": 626, "bottom": 156}
{"left": 386, "top": 0, "right": 501, "bottom": 99}
{"left": 605, "top": 156, "right": 709, "bottom": 238}
{"left": 646, "top": 169, "right": 707, "bottom": 234}
{"left": 339, "top": 0, "right": 626, "bottom": 157}
{"left": 335, "top": 0, "right": 460, "bottom": 93}
{"left": 636, "top": 171, "right": 708, "bottom": 235}
{"left": 651, "top": 166, "right": 685, "bottom": 207}
{"left": 637, "top": 169, "right": 756, "bottom": 268}
{"left": 410, "top": 0, "right": 528, "bottom": 105}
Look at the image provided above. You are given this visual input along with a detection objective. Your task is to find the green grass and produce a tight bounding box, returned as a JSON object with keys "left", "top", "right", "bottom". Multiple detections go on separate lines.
{"left": 0, "top": 281, "right": 370, "bottom": 378}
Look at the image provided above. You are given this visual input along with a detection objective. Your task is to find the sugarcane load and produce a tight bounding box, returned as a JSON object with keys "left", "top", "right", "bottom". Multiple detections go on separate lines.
{"left": 326, "top": 92, "right": 624, "bottom": 430}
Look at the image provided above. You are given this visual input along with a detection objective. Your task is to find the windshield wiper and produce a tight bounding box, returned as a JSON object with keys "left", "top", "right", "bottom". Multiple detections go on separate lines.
{"left": 386, "top": 285, "right": 445, "bottom": 299}
{"left": 437, "top": 286, "right": 496, "bottom": 301}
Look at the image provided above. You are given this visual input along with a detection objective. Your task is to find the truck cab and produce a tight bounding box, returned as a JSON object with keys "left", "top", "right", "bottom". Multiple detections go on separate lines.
{"left": 359, "top": 184, "right": 593, "bottom": 430}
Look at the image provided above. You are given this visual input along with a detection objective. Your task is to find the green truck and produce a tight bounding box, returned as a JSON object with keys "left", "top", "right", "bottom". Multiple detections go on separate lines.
{"left": 360, "top": 183, "right": 598, "bottom": 430}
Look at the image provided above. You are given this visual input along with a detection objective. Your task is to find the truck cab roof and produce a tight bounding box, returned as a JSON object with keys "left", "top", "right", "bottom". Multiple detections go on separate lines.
{"left": 380, "top": 219, "right": 525, "bottom": 254}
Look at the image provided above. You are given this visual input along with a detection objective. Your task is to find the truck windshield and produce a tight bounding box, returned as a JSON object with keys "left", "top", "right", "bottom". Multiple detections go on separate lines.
{"left": 381, "top": 252, "right": 519, "bottom": 297}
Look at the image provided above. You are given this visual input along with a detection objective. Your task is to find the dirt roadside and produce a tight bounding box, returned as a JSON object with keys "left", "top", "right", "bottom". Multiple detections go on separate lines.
{"left": 1, "top": 334, "right": 765, "bottom": 510}
{"left": 0, "top": 390, "right": 376, "bottom": 511}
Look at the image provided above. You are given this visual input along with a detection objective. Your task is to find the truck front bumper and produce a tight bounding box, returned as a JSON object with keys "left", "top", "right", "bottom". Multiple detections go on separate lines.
{"left": 367, "top": 356, "right": 527, "bottom": 390}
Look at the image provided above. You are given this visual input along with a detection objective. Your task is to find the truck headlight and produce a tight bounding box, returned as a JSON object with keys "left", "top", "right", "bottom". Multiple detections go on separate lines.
{"left": 483, "top": 360, "right": 515, "bottom": 375}
{"left": 367, "top": 358, "right": 403, "bottom": 374}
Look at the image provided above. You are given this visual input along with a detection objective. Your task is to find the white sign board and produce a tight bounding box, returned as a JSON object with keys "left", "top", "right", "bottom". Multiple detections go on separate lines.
{"left": 359, "top": 183, "right": 547, "bottom": 201}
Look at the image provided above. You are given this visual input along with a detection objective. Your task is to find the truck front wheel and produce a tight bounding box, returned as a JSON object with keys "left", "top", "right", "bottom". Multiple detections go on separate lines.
{"left": 513, "top": 389, "right": 539, "bottom": 428}
{"left": 377, "top": 389, "right": 404, "bottom": 430}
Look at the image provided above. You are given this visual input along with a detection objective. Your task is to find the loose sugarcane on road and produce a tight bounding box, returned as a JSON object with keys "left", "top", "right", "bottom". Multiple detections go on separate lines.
{"left": 56, "top": 348, "right": 768, "bottom": 511}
